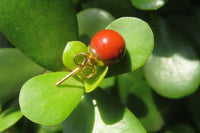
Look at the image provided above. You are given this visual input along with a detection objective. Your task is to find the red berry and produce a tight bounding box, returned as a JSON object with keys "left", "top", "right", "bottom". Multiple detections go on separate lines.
{"left": 89, "top": 29, "right": 125, "bottom": 66}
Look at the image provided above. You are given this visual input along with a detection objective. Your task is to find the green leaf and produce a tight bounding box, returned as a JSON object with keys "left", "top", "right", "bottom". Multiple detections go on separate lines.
{"left": 188, "top": 91, "right": 200, "bottom": 132}
{"left": 0, "top": 0, "right": 78, "bottom": 71}
{"left": 144, "top": 17, "right": 200, "bottom": 99}
{"left": 131, "top": 0, "right": 168, "bottom": 10}
{"left": 62, "top": 41, "right": 108, "bottom": 92}
{"left": 0, "top": 32, "right": 12, "bottom": 48}
{"left": 62, "top": 94, "right": 94, "bottom": 133}
{"left": 158, "top": 0, "right": 191, "bottom": 14}
{"left": 99, "top": 76, "right": 116, "bottom": 89}
{"left": 167, "top": 7, "right": 200, "bottom": 52}
{"left": 77, "top": 8, "right": 115, "bottom": 44}
{"left": 84, "top": 66, "right": 108, "bottom": 92}
{"left": 62, "top": 88, "right": 147, "bottom": 133}
{"left": 37, "top": 123, "right": 62, "bottom": 133}
{"left": 163, "top": 123, "right": 195, "bottom": 133}
{"left": 106, "top": 17, "right": 154, "bottom": 76}
{"left": 0, "top": 108, "right": 22, "bottom": 132}
{"left": 72, "top": 0, "right": 80, "bottom": 5}
{"left": 116, "top": 72, "right": 164, "bottom": 132}
{"left": 129, "top": 82, "right": 165, "bottom": 132}
{"left": 62, "top": 41, "right": 87, "bottom": 71}
{"left": 81, "top": 0, "right": 139, "bottom": 18}
{"left": 0, "top": 48, "right": 44, "bottom": 102}
{"left": 19, "top": 72, "right": 84, "bottom": 125}
{"left": 126, "top": 67, "right": 144, "bottom": 82}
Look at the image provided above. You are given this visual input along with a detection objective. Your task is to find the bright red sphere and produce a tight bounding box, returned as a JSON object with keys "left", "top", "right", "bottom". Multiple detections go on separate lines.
{"left": 89, "top": 29, "right": 125, "bottom": 66}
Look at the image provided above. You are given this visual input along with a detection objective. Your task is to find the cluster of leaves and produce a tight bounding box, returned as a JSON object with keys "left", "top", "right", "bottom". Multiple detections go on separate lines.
{"left": 0, "top": 0, "right": 200, "bottom": 133}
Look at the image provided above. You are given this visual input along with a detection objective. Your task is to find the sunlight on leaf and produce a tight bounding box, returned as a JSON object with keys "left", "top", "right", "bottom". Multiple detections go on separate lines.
{"left": 19, "top": 72, "right": 84, "bottom": 125}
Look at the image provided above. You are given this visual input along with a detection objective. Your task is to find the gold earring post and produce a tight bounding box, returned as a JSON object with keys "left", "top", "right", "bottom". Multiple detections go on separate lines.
{"left": 56, "top": 66, "right": 82, "bottom": 86}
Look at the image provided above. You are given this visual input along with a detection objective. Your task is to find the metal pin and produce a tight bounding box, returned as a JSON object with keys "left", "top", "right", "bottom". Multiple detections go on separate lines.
{"left": 56, "top": 66, "right": 82, "bottom": 86}
{"left": 56, "top": 53, "right": 96, "bottom": 86}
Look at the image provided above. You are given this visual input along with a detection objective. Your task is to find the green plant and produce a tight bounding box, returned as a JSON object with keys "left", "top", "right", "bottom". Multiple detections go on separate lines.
{"left": 0, "top": 0, "right": 200, "bottom": 133}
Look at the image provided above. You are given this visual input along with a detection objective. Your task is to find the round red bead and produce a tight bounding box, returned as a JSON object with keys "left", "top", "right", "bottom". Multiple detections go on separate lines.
{"left": 90, "top": 29, "right": 125, "bottom": 65}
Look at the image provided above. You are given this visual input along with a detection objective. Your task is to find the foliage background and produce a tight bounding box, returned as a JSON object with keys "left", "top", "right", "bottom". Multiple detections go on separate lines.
{"left": 0, "top": 0, "right": 200, "bottom": 133}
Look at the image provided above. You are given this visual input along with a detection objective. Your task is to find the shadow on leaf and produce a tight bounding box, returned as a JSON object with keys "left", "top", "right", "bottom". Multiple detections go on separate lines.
{"left": 91, "top": 88, "right": 125, "bottom": 125}
{"left": 79, "top": 34, "right": 91, "bottom": 45}
{"left": 107, "top": 50, "right": 131, "bottom": 77}
{"left": 150, "top": 16, "right": 199, "bottom": 61}
{"left": 125, "top": 93, "right": 148, "bottom": 118}
{"left": 62, "top": 94, "right": 95, "bottom": 133}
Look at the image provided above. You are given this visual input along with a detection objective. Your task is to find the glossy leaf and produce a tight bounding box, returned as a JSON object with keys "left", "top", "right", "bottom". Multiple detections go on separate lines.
{"left": 63, "top": 88, "right": 146, "bottom": 133}
{"left": 62, "top": 41, "right": 87, "bottom": 70}
{"left": 0, "top": 48, "right": 44, "bottom": 102}
{"left": 84, "top": 66, "right": 108, "bottom": 92}
{"left": 77, "top": 8, "right": 115, "bottom": 44}
{"left": 144, "top": 17, "right": 200, "bottom": 99}
{"left": 0, "top": 108, "right": 22, "bottom": 132}
{"left": 131, "top": 0, "right": 167, "bottom": 10}
{"left": 19, "top": 72, "right": 84, "bottom": 125}
{"left": 0, "top": 0, "right": 78, "bottom": 71}
{"left": 106, "top": 17, "right": 154, "bottom": 76}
